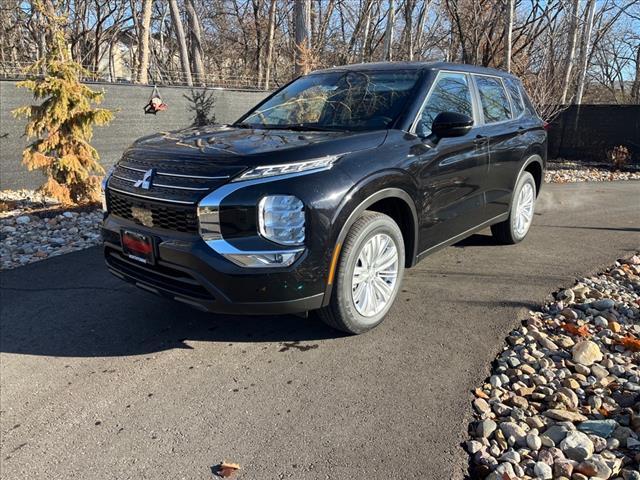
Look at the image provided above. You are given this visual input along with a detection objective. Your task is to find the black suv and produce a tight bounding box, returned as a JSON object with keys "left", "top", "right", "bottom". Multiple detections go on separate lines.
{"left": 102, "top": 62, "right": 546, "bottom": 334}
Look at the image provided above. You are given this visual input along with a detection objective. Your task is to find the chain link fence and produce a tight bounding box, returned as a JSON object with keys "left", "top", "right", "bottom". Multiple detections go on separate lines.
{"left": 0, "top": 61, "right": 274, "bottom": 91}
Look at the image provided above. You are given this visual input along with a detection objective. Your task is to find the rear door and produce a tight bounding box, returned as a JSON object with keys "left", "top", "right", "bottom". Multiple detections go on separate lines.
{"left": 408, "top": 71, "right": 490, "bottom": 251}
{"left": 471, "top": 74, "right": 528, "bottom": 219}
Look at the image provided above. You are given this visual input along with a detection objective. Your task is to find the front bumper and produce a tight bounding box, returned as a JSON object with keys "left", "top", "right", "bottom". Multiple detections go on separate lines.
{"left": 102, "top": 215, "right": 325, "bottom": 315}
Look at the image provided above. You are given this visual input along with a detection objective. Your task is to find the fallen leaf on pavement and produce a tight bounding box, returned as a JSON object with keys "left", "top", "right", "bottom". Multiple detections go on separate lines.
{"left": 474, "top": 387, "right": 489, "bottom": 399}
{"left": 215, "top": 461, "right": 240, "bottom": 478}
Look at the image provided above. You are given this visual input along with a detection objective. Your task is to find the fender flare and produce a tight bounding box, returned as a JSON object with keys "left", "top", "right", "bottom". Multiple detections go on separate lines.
{"left": 512, "top": 154, "right": 544, "bottom": 207}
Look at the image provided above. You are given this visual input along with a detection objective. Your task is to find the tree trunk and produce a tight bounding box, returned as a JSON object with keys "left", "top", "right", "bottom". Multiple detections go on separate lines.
{"left": 631, "top": 45, "right": 640, "bottom": 104}
{"left": 264, "top": 0, "right": 277, "bottom": 89}
{"left": 414, "top": 0, "right": 431, "bottom": 60}
{"left": 294, "top": 0, "right": 311, "bottom": 75}
{"left": 186, "top": 0, "right": 205, "bottom": 85}
{"left": 360, "top": 3, "right": 372, "bottom": 63}
{"left": 168, "top": 0, "right": 193, "bottom": 86}
{"left": 136, "top": 0, "right": 153, "bottom": 84}
{"left": 251, "top": 0, "right": 263, "bottom": 87}
{"left": 574, "top": 0, "right": 596, "bottom": 105}
{"left": 403, "top": 0, "right": 415, "bottom": 61}
{"left": 383, "top": 0, "right": 395, "bottom": 61}
{"left": 560, "top": 0, "right": 580, "bottom": 105}
{"left": 504, "top": 0, "right": 514, "bottom": 72}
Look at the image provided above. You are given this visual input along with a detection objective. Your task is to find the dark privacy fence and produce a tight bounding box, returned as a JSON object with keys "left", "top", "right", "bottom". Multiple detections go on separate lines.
{"left": 548, "top": 105, "right": 640, "bottom": 164}
{"left": 0, "top": 81, "right": 269, "bottom": 190}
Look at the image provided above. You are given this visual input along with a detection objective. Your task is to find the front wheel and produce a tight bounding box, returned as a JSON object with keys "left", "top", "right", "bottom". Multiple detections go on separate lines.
{"left": 317, "top": 211, "right": 405, "bottom": 334}
{"left": 491, "top": 171, "right": 537, "bottom": 244}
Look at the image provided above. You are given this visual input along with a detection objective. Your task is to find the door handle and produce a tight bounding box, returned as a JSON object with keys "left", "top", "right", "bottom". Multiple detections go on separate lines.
{"left": 473, "top": 135, "right": 488, "bottom": 145}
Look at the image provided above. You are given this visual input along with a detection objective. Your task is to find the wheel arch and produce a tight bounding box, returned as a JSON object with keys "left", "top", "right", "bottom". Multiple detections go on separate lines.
{"left": 321, "top": 179, "right": 419, "bottom": 307}
{"left": 514, "top": 154, "right": 544, "bottom": 205}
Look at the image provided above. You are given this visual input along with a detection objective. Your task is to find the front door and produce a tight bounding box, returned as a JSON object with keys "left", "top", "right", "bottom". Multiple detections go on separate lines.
{"left": 408, "top": 71, "right": 490, "bottom": 252}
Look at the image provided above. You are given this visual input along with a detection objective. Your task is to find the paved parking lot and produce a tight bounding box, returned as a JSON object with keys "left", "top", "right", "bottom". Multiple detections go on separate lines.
{"left": 1, "top": 181, "right": 639, "bottom": 479}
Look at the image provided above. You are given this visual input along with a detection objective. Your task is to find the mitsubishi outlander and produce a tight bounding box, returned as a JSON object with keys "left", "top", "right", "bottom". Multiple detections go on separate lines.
{"left": 102, "top": 62, "right": 546, "bottom": 334}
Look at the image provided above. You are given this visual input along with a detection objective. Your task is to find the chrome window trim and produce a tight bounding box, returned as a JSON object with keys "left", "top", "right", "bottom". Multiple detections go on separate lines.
{"left": 409, "top": 70, "right": 479, "bottom": 135}
{"left": 471, "top": 73, "right": 525, "bottom": 125}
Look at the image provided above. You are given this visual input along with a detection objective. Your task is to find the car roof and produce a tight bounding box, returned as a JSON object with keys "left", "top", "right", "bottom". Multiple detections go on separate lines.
{"left": 311, "top": 61, "right": 519, "bottom": 80}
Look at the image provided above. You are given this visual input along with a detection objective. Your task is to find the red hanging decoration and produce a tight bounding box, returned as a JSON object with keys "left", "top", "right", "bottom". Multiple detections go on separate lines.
{"left": 144, "top": 85, "right": 168, "bottom": 115}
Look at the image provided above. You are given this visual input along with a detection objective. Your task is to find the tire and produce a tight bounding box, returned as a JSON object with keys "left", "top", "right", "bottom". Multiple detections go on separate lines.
{"left": 317, "top": 211, "right": 405, "bottom": 334}
{"left": 491, "top": 171, "right": 537, "bottom": 244}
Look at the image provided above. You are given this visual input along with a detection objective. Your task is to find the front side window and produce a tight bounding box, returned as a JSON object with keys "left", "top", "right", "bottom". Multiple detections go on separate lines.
{"left": 504, "top": 77, "right": 525, "bottom": 117}
{"left": 238, "top": 70, "right": 421, "bottom": 131}
{"left": 416, "top": 72, "right": 474, "bottom": 136}
{"left": 475, "top": 76, "right": 512, "bottom": 123}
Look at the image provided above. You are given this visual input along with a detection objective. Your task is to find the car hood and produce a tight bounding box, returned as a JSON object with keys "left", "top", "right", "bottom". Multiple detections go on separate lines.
{"left": 125, "top": 125, "right": 387, "bottom": 168}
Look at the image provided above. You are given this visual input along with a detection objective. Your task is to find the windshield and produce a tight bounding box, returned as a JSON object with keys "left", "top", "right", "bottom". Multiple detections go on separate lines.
{"left": 237, "top": 70, "right": 421, "bottom": 131}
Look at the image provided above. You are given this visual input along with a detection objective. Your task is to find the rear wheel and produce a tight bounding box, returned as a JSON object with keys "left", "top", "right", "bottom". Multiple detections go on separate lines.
{"left": 491, "top": 171, "right": 536, "bottom": 244}
{"left": 317, "top": 211, "right": 405, "bottom": 334}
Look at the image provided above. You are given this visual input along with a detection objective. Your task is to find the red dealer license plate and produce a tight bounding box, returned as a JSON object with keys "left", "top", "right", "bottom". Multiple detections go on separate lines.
{"left": 121, "top": 230, "right": 155, "bottom": 264}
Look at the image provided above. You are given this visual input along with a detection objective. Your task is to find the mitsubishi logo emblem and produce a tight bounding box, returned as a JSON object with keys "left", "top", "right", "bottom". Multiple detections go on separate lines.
{"left": 134, "top": 169, "right": 155, "bottom": 190}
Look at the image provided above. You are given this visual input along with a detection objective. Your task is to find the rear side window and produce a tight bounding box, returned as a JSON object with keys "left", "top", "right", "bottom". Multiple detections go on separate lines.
{"left": 416, "top": 72, "right": 474, "bottom": 136}
{"left": 475, "top": 76, "right": 511, "bottom": 123}
{"left": 504, "top": 77, "right": 525, "bottom": 117}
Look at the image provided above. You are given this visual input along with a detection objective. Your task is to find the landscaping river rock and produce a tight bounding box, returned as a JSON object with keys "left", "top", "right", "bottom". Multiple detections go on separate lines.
{"left": 466, "top": 255, "right": 640, "bottom": 480}
{"left": 1, "top": 190, "right": 102, "bottom": 270}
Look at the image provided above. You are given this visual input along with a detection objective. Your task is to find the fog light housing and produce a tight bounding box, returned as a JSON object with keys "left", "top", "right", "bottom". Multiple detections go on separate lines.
{"left": 224, "top": 251, "right": 302, "bottom": 268}
{"left": 198, "top": 205, "right": 222, "bottom": 241}
{"left": 258, "top": 195, "right": 305, "bottom": 246}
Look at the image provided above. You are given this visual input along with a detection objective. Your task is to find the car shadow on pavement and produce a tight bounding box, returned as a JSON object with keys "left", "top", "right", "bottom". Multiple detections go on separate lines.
{"left": 0, "top": 248, "right": 344, "bottom": 358}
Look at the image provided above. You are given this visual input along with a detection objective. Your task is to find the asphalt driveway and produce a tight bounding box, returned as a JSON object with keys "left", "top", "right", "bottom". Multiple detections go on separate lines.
{"left": 1, "top": 181, "right": 639, "bottom": 480}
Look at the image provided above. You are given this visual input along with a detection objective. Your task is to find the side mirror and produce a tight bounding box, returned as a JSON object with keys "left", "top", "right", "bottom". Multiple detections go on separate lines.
{"left": 431, "top": 112, "right": 473, "bottom": 138}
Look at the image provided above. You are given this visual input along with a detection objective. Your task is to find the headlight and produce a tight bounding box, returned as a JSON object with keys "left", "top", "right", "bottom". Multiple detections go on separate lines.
{"left": 258, "top": 195, "right": 305, "bottom": 246}
{"left": 232, "top": 155, "right": 339, "bottom": 182}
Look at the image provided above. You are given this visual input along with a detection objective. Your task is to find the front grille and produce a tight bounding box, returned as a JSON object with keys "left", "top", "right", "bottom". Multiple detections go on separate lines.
{"left": 107, "top": 191, "right": 199, "bottom": 233}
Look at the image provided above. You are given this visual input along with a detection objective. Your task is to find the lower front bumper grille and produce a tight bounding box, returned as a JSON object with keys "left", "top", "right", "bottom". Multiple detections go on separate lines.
{"left": 105, "top": 248, "right": 213, "bottom": 300}
{"left": 107, "top": 191, "right": 199, "bottom": 233}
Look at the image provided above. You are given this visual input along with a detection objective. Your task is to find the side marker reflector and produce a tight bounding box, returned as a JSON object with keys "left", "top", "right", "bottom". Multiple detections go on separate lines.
{"left": 327, "top": 243, "right": 342, "bottom": 286}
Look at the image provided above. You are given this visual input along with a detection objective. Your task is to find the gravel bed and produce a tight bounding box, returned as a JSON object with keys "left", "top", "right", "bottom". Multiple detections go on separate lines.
{"left": 466, "top": 255, "right": 640, "bottom": 479}
{"left": 1, "top": 190, "right": 102, "bottom": 270}
{"left": 546, "top": 160, "right": 640, "bottom": 183}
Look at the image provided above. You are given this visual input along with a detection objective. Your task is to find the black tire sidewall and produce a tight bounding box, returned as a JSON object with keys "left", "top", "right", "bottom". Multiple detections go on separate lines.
{"left": 333, "top": 214, "right": 405, "bottom": 333}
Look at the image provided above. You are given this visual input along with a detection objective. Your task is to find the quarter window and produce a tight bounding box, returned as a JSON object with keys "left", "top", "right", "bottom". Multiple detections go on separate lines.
{"left": 504, "top": 77, "right": 525, "bottom": 117}
{"left": 475, "top": 76, "right": 512, "bottom": 123}
{"left": 416, "top": 72, "right": 474, "bottom": 136}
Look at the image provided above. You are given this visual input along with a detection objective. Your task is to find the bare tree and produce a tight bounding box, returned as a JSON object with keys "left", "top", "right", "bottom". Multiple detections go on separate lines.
{"left": 574, "top": 0, "right": 597, "bottom": 104}
{"left": 136, "top": 0, "right": 153, "bottom": 84}
{"left": 168, "top": 0, "right": 193, "bottom": 86}
{"left": 294, "top": 0, "right": 311, "bottom": 75}
{"left": 561, "top": 0, "right": 581, "bottom": 104}
{"left": 186, "top": 0, "right": 205, "bottom": 85}
{"left": 383, "top": 0, "right": 395, "bottom": 61}
{"left": 263, "top": 0, "right": 277, "bottom": 89}
{"left": 504, "top": 0, "right": 514, "bottom": 72}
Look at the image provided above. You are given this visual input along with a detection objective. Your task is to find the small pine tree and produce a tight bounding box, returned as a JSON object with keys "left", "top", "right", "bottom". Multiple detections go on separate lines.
{"left": 12, "top": 1, "right": 113, "bottom": 204}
